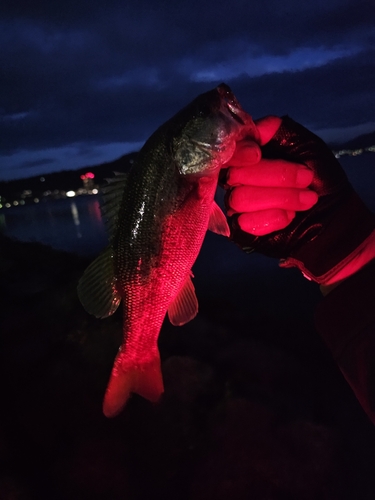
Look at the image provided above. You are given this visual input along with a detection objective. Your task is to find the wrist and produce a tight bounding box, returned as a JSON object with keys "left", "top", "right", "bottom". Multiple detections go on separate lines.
{"left": 319, "top": 231, "right": 375, "bottom": 295}
{"left": 322, "top": 230, "right": 375, "bottom": 285}
{"left": 279, "top": 191, "right": 375, "bottom": 284}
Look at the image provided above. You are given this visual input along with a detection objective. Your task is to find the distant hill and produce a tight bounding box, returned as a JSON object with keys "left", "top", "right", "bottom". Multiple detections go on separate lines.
{"left": 2, "top": 129, "right": 375, "bottom": 201}
{"left": 0, "top": 152, "right": 138, "bottom": 200}
{"left": 330, "top": 131, "right": 375, "bottom": 150}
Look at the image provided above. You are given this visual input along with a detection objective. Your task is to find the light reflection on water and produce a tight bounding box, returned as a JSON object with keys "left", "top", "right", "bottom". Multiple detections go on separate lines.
{"left": 70, "top": 202, "right": 82, "bottom": 239}
{"left": 1, "top": 195, "right": 108, "bottom": 256}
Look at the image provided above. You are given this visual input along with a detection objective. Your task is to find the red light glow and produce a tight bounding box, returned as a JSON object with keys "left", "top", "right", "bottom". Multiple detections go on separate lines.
{"left": 80, "top": 172, "right": 95, "bottom": 180}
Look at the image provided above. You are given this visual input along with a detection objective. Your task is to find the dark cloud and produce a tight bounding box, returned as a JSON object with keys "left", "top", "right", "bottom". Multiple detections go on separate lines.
{"left": 19, "top": 158, "right": 54, "bottom": 169}
{"left": 2, "top": 0, "right": 374, "bottom": 51}
{"left": 0, "top": 0, "right": 374, "bottom": 178}
{"left": 232, "top": 49, "right": 375, "bottom": 129}
{"left": 1, "top": 49, "right": 373, "bottom": 153}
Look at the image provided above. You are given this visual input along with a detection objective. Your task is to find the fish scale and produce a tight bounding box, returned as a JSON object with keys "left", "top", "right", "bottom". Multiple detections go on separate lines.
{"left": 77, "top": 83, "right": 258, "bottom": 417}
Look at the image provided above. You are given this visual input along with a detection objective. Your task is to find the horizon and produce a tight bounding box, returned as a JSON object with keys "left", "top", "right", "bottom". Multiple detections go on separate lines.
{"left": 1, "top": 125, "right": 374, "bottom": 184}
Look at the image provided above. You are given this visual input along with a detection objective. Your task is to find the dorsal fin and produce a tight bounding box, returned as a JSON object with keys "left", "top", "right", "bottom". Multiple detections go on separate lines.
{"left": 77, "top": 245, "right": 121, "bottom": 318}
{"left": 168, "top": 273, "right": 198, "bottom": 326}
{"left": 100, "top": 172, "right": 128, "bottom": 239}
{"left": 208, "top": 201, "right": 230, "bottom": 236}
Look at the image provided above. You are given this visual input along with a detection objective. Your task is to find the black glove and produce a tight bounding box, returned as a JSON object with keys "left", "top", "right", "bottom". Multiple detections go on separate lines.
{"left": 229, "top": 116, "right": 375, "bottom": 283}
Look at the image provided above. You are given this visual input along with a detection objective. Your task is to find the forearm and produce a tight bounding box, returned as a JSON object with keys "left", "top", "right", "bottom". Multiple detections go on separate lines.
{"left": 224, "top": 115, "right": 375, "bottom": 424}
{"left": 315, "top": 259, "right": 375, "bottom": 423}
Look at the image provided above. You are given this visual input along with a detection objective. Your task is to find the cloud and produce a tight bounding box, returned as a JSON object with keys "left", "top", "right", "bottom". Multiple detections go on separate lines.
{"left": 19, "top": 158, "right": 54, "bottom": 169}
{"left": 1, "top": 48, "right": 373, "bottom": 155}
{"left": 0, "top": 0, "right": 374, "bottom": 179}
{"left": 184, "top": 45, "right": 362, "bottom": 82}
{"left": 0, "top": 141, "right": 143, "bottom": 180}
{"left": 207, "top": 48, "right": 375, "bottom": 141}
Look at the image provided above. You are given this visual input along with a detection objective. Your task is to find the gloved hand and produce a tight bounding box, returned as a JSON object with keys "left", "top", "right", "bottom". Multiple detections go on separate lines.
{"left": 223, "top": 116, "right": 375, "bottom": 285}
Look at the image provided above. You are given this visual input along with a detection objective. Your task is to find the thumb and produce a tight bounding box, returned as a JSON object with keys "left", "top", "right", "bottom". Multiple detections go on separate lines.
{"left": 255, "top": 116, "right": 282, "bottom": 146}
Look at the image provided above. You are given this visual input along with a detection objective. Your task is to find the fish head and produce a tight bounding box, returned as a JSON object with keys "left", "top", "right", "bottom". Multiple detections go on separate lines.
{"left": 172, "top": 83, "right": 258, "bottom": 176}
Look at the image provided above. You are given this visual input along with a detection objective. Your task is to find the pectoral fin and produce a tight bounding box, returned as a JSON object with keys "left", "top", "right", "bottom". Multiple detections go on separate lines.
{"left": 168, "top": 273, "right": 198, "bottom": 326}
{"left": 208, "top": 201, "right": 230, "bottom": 236}
{"left": 77, "top": 245, "right": 121, "bottom": 318}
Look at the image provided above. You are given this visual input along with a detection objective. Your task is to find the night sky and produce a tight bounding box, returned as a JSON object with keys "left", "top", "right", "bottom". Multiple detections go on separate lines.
{"left": 1, "top": 0, "right": 374, "bottom": 180}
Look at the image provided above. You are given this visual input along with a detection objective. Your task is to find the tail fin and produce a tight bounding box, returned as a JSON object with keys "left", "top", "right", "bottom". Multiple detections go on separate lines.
{"left": 103, "top": 351, "right": 164, "bottom": 418}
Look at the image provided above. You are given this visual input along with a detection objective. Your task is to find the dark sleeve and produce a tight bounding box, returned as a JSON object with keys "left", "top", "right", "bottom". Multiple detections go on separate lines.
{"left": 315, "top": 259, "right": 375, "bottom": 424}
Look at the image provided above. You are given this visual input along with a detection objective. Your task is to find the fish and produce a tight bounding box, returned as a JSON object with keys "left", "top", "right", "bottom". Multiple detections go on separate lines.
{"left": 77, "top": 83, "right": 258, "bottom": 417}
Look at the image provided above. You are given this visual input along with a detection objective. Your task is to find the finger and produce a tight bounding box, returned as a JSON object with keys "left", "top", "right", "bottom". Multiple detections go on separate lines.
{"left": 226, "top": 159, "right": 313, "bottom": 188}
{"left": 225, "top": 139, "right": 261, "bottom": 167}
{"left": 254, "top": 116, "right": 282, "bottom": 145}
{"left": 228, "top": 186, "right": 318, "bottom": 213}
{"left": 237, "top": 209, "right": 296, "bottom": 236}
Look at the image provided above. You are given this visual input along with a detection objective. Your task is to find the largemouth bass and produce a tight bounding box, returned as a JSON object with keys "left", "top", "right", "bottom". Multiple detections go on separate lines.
{"left": 78, "top": 83, "right": 258, "bottom": 417}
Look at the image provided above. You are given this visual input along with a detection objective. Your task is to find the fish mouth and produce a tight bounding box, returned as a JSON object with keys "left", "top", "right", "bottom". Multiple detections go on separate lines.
{"left": 217, "top": 82, "right": 260, "bottom": 142}
{"left": 226, "top": 101, "right": 245, "bottom": 125}
{"left": 216, "top": 83, "right": 250, "bottom": 126}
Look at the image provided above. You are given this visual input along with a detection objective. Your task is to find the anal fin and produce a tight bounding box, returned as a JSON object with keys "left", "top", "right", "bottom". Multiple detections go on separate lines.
{"left": 168, "top": 273, "right": 198, "bottom": 326}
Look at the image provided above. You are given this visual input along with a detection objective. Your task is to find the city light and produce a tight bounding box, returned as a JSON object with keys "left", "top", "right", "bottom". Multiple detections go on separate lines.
{"left": 66, "top": 191, "right": 76, "bottom": 198}
{"left": 80, "top": 172, "right": 95, "bottom": 180}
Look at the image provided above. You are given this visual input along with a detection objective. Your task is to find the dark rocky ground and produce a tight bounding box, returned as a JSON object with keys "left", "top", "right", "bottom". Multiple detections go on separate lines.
{"left": 1, "top": 233, "right": 375, "bottom": 500}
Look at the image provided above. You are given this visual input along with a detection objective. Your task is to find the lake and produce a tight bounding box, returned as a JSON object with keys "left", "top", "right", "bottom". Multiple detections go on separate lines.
{"left": 1, "top": 194, "right": 108, "bottom": 257}
{"left": 1, "top": 153, "right": 374, "bottom": 307}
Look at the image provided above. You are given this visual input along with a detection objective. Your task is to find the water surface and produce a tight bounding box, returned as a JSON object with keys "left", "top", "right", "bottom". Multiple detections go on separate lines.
{"left": 1, "top": 195, "right": 108, "bottom": 256}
